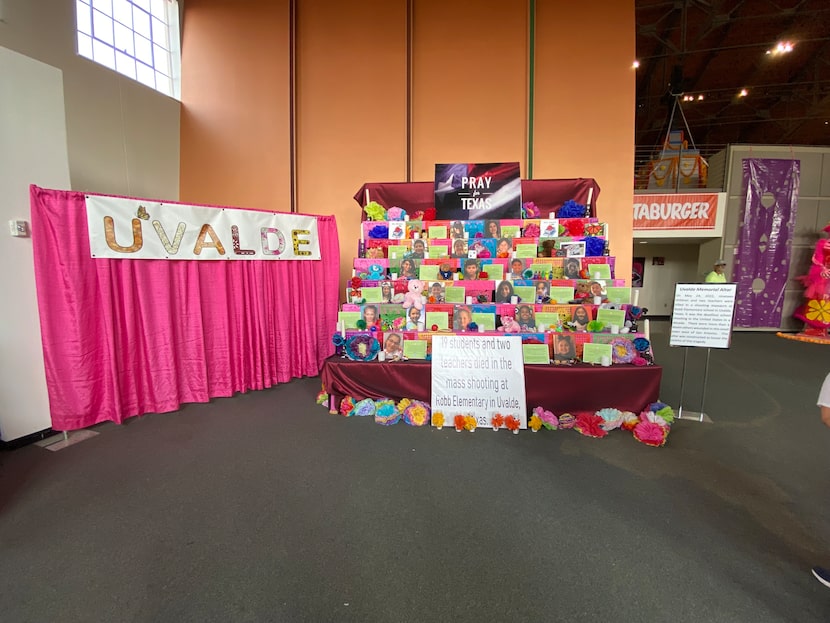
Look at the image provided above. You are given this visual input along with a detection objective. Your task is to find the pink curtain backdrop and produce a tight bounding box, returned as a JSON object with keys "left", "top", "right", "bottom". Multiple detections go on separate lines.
{"left": 30, "top": 185, "right": 339, "bottom": 431}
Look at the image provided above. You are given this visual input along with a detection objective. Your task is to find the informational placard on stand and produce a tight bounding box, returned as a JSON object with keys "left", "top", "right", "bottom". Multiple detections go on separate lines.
{"left": 670, "top": 283, "right": 738, "bottom": 349}
{"left": 431, "top": 334, "right": 527, "bottom": 428}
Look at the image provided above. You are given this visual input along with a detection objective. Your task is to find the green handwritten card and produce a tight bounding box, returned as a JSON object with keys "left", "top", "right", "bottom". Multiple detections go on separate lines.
{"left": 596, "top": 308, "right": 626, "bottom": 327}
{"left": 481, "top": 263, "right": 504, "bottom": 281}
{"left": 548, "top": 287, "right": 575, "bottom": 303}
{"left": 582, "top": 342, "right": 612, "bottom": 364}
{"left": 425, "top": 311, "right": 449, "bottom": 330}
{"left": 534, "top": 312, "right": 561, "bottom": 329}
{"left": 387, "top": 245, "right": 410, "bottom": 260}
{"left": 515, "top": 243, "right": 538, "bottom": 259}
{"left": 514, "top": 286, "right": 535, "bottom": 303}
{"left": 404, "top": 339, "right": 427, "bottom": 359}
{"left": 604, "top": 286, "right": 632, "bottom": 304}
{"left": 472, "top": 313, "right": 496, "bottom": 330}
{"left": 428, "top": 245, "right": 448, "bottom": 259}
{"left": 338, "top": 311, "right": 361, "bottom": 329}
{"left": 428, "top": 225, "right": 448, "bottom": 239}
{"left": 419, "top": 264, "right": 439, "bottom": 281}
{"left": 445, "top": 286, "right": 465, "bottom": 303}
{"left": 586, "top": 263, "right": 612, "bottom": 279}
{"left": 523, "top": 344, "right": 550, "bottom": 364}
{"left": 501, "top": 225, "right": 520, "bottom": 238}
{"left": 361, "top": 287, "right": 382, "bottom": 303}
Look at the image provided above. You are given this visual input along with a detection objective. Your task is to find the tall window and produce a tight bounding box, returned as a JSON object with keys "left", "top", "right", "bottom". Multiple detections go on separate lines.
{"left": 75, "top": 0, "right": 181, "bottom": 99}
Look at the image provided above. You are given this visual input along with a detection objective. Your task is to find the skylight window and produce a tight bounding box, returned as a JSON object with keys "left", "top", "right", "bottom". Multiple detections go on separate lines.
{"left": 75, "top": 0, "right": 181, "bottom": 99}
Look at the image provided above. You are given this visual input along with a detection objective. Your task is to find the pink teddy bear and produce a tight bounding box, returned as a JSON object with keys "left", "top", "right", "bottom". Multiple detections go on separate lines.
{"left": 498, "top": 315, "right": 521, "bottom": 333}
{"left": 402, "top": 279, "right": 425, "bottom": 311}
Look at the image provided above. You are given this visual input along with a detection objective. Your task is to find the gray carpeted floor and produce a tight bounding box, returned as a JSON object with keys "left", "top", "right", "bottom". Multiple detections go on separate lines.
{"left": 1, "top": 322, "right": 829, "bottom": 622}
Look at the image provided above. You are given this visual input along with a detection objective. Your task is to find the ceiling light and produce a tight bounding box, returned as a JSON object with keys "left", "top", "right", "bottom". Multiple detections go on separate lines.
{"left": 632, "top": 60, "right": 640, "bottom": 69}
{"left": 767, "top": 40, "right": 794, "bottom": 56}
{"left": 739, "top": 89, "right": 748, "bottom": 97}
{"left": 697, "top": 94, "right": 704, "bottom": 101}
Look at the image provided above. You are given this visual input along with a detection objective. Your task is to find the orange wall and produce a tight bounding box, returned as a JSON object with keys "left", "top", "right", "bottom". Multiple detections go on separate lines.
{"left": 296, "top": 0, "right": 408, "bottom": 289}
{"left": 179, "top": 0, "right": 291, "bottom": 210}
{"left": 180, "top": 0, "right": 636, "bottom": 285}
{"left": 411, "top": 0, "right": 527, "bottom": 180}
{"left": 534, "top": 1, "right": 636, "bottom": 277}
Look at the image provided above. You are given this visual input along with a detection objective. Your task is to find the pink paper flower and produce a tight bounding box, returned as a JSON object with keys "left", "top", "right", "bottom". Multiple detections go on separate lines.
{"left": 633, "top": 420, "right": 668, "bottom": 447}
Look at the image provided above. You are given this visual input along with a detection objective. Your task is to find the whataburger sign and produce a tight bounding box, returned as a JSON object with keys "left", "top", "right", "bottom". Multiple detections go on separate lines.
{"left": 633, "top": 192, "right": 719, "bottom": 230}
{"left": 85, "top": 195, "right": 321, "bottom": 260}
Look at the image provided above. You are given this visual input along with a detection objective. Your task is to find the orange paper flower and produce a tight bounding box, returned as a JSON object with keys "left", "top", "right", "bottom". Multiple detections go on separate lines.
{"left": 454, "top": 414, "right": 466, "bottom": 431}
{"left": 504, "top": 415, "right": 520, "bottom": 431}
{"left": 492, "top": 413, "right": 505, "bottom": 428}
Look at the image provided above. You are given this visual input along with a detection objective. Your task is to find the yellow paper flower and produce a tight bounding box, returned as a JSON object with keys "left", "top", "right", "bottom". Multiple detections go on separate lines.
{"left": 408, "top": 405, "right": 428, "bottom": 426}
{"left": 397, "top": 398, "right": 412, "bottom": 412}
{"left": 529, "top": 414, "right": 543, "bottom": 431}
{"left": 805, "top": 299, "right": 830, "bottom": 323}
{"left": 433, "top": 411, "right": 445, "bottom": 428}
{"left": 463, "top": 415, "right": 477, "bottom": 431}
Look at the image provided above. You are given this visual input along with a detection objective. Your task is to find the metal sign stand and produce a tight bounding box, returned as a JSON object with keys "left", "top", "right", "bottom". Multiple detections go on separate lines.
{"left": 676, "top": 346, "right": 713, "bottom": 423}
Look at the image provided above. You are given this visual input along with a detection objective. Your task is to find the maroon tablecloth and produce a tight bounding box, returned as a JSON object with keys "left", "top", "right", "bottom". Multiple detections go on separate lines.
{"left": 354, "top": 179, "right": 601, "bottom": 216}
{"left": 322, "top": 357, "right": 661, "bottom": 414}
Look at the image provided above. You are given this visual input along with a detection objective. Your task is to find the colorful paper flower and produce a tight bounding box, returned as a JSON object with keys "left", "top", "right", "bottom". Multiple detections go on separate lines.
{"left": 344, "top": 334, "right": 379, "bottom": 361}
{"left": 633, "top": 337, "right": 650, "bottom": 352}
{"left": 339, "top": 396, "right": 355, "bottom": 416}
{"left": 463, "top": 415, "right": 477, "bottom": 432}
{"left": 332, "top": 333, "right": 346, "bottom": 347}
{"left": 364, "top": 201, "right": 387, "bottom": 221}
{"left": 804, "top": 299, "right": 830, "bottom": 324}
{"left": 574, "top": 412, "right": 608, "bottom": 438}
{"left": 587, "top": 320, "right": 605, "bottom": 333}
{"left": 610, "top": 338, "right": 636, "bottom": 364}
{"left": 523, "top": 223, "right": 541, "bottom": 238}
{"left": 565, "top": 220, "right": 585, "bottom": 236}
{"left": 596, "top": 408, "right": 623, "bottom": 431}
{"left": 558, "top": 200, "right": 587, "bottom": 218}
{"left": 558, "top": 413, "right": 576, "bottom": 429}
{"left": 584, "top": 236, "right": 605, "bottom": 257}
{"left": 522, "top": 201, "right": 540, "bottom": 218}
{"left": 529, "top": 414, "right": 543, "bottom": 432}
{"left": 655, "top": 406, "right": 675, "bottom": 424}
{"left": 374, "top": 399, "right": 400, "bottom": 425}
{"left": 632, "top": 356, "right": 648, "bottom": 366}
{"left": 386, "top": 206, "right": 405, "bottom": 221}
{"left": 620, "top": 411, "right": 639, "bottom": 431}
{"left": 491, "top": 413, "right": 505, "bottom": 429}
{"left": 403, "top": 402, "right": 430, "bottom": 426}
{"left": 504, "top": 415, "right": 521, "bottom": 432}
{"left": 453, "top": 414, "right": 466, "bottom": 431}
{"left": 633, "top": 420, "right": 668, "bottom": 447}
{"left": 533, "top": 406, "right": 558, "bottom": 430}
{"left": 467, "top": 322, "right": 478, "bottom": 332}
{"left": 432, "top": 411, "right": 445, "bottom": 428}
{"left": 316, "top": 389, "right": 328, "bottom": 406}
{"left": 368, "top": 225, "right": 389, "bottom": 239}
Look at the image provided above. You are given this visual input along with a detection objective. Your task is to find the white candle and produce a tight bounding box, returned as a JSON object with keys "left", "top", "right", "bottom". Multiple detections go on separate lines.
{"left": 537, "top": 323, "right": 546, "bottom": 332}
{"left": 593, "top": 271, "right": 601, "bottom": 280}
{"left": 586, "top": 187, "right": 593, "bottom": 209}
{"left": 632, "top": 289, "right": 640, "bottom": 307}
{"left": 478, "top": 325, "right": 485, "bottom": 333}
{"left": 644, "top": 319, "right": 651, "bottom": 340}
{"left": 510, "top": 295, "right": 518, "bottom": 304}
{"left": 339, "top": 321, "right": 345, "bottom": 338}
{"left": 466, "top": 296, "right": 473, "bottom": 304}
{"left": 601, "top": 355, "right": 611, "bottom": 367}
{"left": 377, "top": 351, "right": 386, "bottom": 362}
{"left": 593, "top": 296, "right": 602, "bottom": 305}
{"left": 610, "top": 324, "right": 619, "bottom": 334}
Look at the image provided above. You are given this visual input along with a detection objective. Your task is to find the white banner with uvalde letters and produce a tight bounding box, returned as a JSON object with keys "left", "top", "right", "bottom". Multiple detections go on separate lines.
{"left": 431, "top": 334, "right": 527, "bottom": 428}
{"left": 85, "top": 195, "right": 320, "bottom": 260}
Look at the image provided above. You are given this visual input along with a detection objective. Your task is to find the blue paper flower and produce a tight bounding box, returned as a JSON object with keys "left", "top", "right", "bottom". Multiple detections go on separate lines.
{"left": 368, "top": 225, "right": 389, "bottom": 239}
{"left": 583, "top": 236, "right": 605, "bottom": 257}
{"left": 332, "top": 334, "right": 346, "bottom": 347}
{"left": 558, "top": 199, "right": 587, "bottom": 218}
{"left": 467, "top": 322, "right": 479, "bottom": 332}
{"left": 649, "top": 401, "right": 669, "bottom": 412}
{"left": 633, "top": 337, "right": 650, "bottom": 352}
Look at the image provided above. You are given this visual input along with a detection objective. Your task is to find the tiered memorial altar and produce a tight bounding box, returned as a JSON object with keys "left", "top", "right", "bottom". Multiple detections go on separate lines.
{"left": 321, "top": 177, "right": 662, "bottom": 426}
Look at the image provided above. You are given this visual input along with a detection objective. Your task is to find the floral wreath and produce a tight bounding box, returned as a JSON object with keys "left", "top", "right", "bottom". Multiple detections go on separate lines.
{"left": 344, "top": 334, "right": 380, "bottom": 361}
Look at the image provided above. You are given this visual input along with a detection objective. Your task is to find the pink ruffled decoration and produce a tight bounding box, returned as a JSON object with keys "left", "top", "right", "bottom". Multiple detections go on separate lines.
{"left": 631, "top": 356, "right": 648, "bottom": 366}
{"left": 523, "top": 223, "right": 541, "bottom": 238}
{"left": 633, "top": 420, "right": 668, "bottom": 447}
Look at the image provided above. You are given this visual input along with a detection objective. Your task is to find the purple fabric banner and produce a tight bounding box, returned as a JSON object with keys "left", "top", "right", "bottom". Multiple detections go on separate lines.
{"left": 734, "top": 159, "right": 800, "bottom": 327}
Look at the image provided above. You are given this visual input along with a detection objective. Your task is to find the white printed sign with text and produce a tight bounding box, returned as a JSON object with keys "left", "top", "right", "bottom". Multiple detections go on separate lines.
{"left": 431, "top": 334, "right": 527, "bottom": 428}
